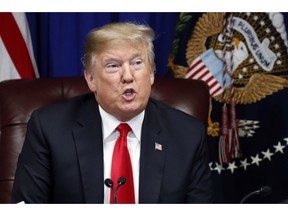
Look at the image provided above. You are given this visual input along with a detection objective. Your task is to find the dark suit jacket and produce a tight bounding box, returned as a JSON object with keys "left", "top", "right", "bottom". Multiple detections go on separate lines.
{"left": 11, "top": 93, "right": 214, "bottom": 203}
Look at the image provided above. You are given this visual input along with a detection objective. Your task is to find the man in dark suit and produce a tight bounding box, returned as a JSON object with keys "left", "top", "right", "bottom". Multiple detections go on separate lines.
{"left": 11, "top": 22, "right": 214, "bottom": 203}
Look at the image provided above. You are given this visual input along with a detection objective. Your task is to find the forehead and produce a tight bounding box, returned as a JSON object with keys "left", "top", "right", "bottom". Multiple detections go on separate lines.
{"left": 100, "top": 38, "right": 145, "bottom": 51}
{"left": 97, "top": 39, "right": 147, "bottom": 59}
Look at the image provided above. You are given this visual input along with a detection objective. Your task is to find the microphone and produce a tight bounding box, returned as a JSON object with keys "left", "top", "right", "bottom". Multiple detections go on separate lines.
{"left": 240, "top": 186, "right": 272, "bottom": 203}
{"left": 104, "top": 176, "right": 126, "bottom": 204}
{"left": 117, "top": 176, "right": 126, "bottom": 187}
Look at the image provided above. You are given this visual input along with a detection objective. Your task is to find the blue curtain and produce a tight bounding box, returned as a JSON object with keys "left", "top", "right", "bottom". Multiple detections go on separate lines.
{"left": 26, "top": 12, "right": 179, "bottom": 78}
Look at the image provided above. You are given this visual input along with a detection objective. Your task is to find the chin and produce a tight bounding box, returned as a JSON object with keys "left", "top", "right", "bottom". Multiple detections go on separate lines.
{"left": 121, "top": 106, "right": 143, "bottom": 118}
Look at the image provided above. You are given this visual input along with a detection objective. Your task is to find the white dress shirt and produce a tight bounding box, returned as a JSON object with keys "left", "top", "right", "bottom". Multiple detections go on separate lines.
{"left": 99, "top": 105, "right": 144, "bottom": 204}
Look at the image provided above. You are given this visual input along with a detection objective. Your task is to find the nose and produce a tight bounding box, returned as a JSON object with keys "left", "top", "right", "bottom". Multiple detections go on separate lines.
{"left": 121, "top": 63, "right": 134, "bottom": 83}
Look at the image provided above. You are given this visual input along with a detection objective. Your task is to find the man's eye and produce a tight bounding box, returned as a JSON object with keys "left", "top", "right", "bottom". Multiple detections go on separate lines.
{"left": 131, "top": 60, "right": 144, "bottom": 70}
{"left": 108, "top": 64, "right": 119, "bottom": 68}
{"left": 105, "top": 64, "right": 120, "bottom": 73}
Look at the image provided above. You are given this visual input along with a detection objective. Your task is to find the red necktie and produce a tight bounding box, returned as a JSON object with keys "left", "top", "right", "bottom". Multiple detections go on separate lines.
{"left": 110, "top": 123, "right": 135, "bottom": 204}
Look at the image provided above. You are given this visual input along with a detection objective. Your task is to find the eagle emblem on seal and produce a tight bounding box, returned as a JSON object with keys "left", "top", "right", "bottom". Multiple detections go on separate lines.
{"left": 169, "top": 12, "right": 288, "bottom": 137}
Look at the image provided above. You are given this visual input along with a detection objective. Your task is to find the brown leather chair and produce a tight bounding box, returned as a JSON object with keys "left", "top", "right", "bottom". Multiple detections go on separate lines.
{"left": 0, "top": 76, "right": 209, "bottom": 203}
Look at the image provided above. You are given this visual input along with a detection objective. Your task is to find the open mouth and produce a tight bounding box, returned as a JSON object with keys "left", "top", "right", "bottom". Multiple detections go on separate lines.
{"left": 123, "top": 89, "right": 134, "bottom": 96}
{"left": 122, "top": 88, "right": 136, "bottom": 101}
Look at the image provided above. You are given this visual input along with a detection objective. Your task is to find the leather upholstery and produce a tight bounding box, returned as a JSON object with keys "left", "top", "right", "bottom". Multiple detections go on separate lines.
{"left": 0, "top": 76, "right": 209, "bottom": 203}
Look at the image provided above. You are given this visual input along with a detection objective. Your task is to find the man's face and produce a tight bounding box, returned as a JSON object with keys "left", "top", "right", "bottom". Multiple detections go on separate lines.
{"left": 85, "top": 40, "right": 155, "bottom": 122}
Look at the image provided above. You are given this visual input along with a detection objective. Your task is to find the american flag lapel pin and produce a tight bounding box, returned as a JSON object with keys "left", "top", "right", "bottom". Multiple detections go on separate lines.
{"left": 155, "top": 142, "right": 162, "bottom": 151}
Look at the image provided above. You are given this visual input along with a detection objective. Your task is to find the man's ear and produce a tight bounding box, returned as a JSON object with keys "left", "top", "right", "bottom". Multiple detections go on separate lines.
{"left": 84, "top": 70, "right": 96, "bottom": 92}
{"left": 150, "top": 69, "right": 155, "bottom": 85}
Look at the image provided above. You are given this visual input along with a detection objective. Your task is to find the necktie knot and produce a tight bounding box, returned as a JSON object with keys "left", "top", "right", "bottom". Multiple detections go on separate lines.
{"left": 116, "top": 123, "right": 131, "bottom": 137}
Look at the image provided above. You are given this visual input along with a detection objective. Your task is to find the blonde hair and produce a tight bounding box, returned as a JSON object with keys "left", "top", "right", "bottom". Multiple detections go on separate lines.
{"left": 82, "top": 22, "right": 156, "bottom": 73}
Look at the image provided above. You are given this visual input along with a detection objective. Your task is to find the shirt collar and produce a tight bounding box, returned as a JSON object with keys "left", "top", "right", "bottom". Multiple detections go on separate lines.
{"left": 98, "top": 105, "right": 145, "bottom": 142}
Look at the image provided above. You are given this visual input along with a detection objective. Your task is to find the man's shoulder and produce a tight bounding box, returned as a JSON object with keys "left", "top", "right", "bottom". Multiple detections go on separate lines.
{"left": 147, "top": 98, "right": 205, "bottom": 141}
{"left": 148, "top": 98, "right": 195, "bottom": 118}
{"left": 148, "top": 98, "right": 202, "bottom": 125}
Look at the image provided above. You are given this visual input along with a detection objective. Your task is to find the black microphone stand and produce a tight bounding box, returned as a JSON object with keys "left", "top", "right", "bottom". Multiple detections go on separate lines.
{"left": 104, "top": 176, "right": 126, "bottom": 204}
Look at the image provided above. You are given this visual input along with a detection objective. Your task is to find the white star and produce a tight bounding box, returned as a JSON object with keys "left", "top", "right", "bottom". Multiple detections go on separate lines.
{"left": 274, "top": 44, "right": 280, "bottom": 49}
{"left": 253, "top": 125, "right": 260, "bottom": 129}
{"left": 240, "top": 158, "right": 250, "bottom": 170}
{"left": 214, "top": 162, "right": 225, "bottom": 174}
{"left": 251, "top": 154, "right": 262, "bottom": 166}
{"left": 209, "top": 162, "right": 214, "bottom": 170}
{"left": 238, "top": 128, "right": 246, "bottom": 137}
{"left": 227, "top": 161, "right": 238, "bottom": 173}
{"left": 262, "top": 149, "right": 274, "bottom": 161}
{"left": 273, "top": 142, "right": 285, "bottom": 154}
{"left": 253, "top": 65, "right": 259, "bottom": 70}
{"left": 284, "top": 138, "right": 288, "bottom": 145}
{"left": 247, "top": 133, "right": 253, "bottom": 137}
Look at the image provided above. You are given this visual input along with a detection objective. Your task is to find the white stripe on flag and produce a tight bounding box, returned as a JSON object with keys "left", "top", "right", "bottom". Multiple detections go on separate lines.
{"left": 0, "top": 38, "right": 21, "bottom": 80}
{"left": 12, "top": 13, "right": 39, "bottom": 78}
{"left": 210, "top": 82, "right": 223, "bottom": 96}
{"left": 192, "top": 67, "right": 209, "bottom": 80}
{"left": 201, "top": 72, "right": 213, "bottom": 82}
{"left": 185, "top": 57, "right": 202, "bottom": 79}
{"left": 186, "top": 58, "right": 223, "bottom": 97}
{"left": 207, "top": 78, "right": 216, "bottom": 86}
{"left": 0, "top": 12, "right": 38, "bottom": 81}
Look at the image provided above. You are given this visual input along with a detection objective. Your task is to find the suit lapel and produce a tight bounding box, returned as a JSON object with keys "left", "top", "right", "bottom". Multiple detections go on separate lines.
{"left": 73, "top": 98, "right": 104, "bottom": 203}
{"left": 139, "top": 100, "right": 166, "bottom": 203}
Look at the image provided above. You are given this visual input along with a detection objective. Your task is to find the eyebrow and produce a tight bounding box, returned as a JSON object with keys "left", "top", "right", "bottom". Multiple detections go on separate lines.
{"left": 102, "top": 52, "right": 145, "bottom": 63}
{"left": 102, "top": 57, "right": 119, "bottom": 64}
{"left": 129, "top": 53, "right": 145, "bottom": 61}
